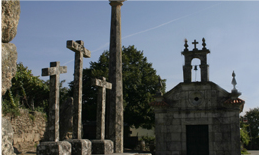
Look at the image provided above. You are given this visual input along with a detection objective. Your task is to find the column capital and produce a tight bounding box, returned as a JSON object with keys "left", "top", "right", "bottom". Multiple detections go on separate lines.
{"left": 109, "top": 0, "right": 125, "bottom": 6}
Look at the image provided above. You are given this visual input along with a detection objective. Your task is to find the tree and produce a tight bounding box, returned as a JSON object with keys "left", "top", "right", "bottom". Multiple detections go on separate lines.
{"left": 244, "top": 108, "right": 259, "bottom": 149}
{"left": 3, "top": 63, "right": 49, "bottom": 112}
{"left": 69, "top": 45, "right": 166, "bottom": 129}
{"left": 240, "top": 119, "right": 250, "bottom": 146}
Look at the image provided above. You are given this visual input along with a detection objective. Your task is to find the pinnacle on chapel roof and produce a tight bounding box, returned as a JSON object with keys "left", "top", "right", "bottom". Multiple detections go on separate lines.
{"left": 231, "top": 71, "right": 241, "bottom": 98}
{"left": 202, "top": 38, "right": 207, "bottom": 50}
{"left": 182, "top": 38, "right": 209, "bottom": 53}
{"left": 184, "top": 38, "right": 189, "bottom": 51}
{"left": 231, "top": 71, "right": 237, "bottom": 90}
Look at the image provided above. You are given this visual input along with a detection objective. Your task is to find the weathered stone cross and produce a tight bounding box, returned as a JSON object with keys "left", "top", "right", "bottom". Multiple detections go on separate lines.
{"left": 92, "top": 77, "right": 112, "bottom": 140}
{"left": 67, "top": 40, "right": 91, "bottom": 139}
{"left": 192, "top": 39, "right": 199, "bottom": 50}
{"left": 42, "top": 61, "right": 67, "bottom": 142}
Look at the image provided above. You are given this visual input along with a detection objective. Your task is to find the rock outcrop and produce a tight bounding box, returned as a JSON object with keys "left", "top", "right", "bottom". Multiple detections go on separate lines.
{"left": 2, "top": 118, "right": 16, "bottom": 155}
{"left": 2, "top": 43, "right": 18, "bottom": 96}
{"left": 1, "top": 0, "right": 20, "bottom": 96}
{"left": 2, "top": 0, "right": 20, "bottom": 43}
{"left": 2, "top": 1, "right": 20, "bottom": 154}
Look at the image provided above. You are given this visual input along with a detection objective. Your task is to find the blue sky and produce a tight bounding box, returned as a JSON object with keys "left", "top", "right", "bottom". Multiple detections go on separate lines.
{"left": 11, "top": 1, "right": 259, "bottom": 115}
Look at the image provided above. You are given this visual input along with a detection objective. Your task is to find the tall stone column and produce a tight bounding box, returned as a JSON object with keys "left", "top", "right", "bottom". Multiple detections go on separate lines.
{"left": 107, "top": 0, "right": 125, "bottom": 153}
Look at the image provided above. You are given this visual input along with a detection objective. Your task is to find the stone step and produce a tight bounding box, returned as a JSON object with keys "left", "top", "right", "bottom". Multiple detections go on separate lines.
{"left": 93, "top": 153, "right": 152, "bottom": 155}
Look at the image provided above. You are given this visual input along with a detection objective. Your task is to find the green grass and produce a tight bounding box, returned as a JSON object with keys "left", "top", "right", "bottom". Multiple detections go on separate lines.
{"left": 241, "top": 148, "right": 250, "bottom": 154}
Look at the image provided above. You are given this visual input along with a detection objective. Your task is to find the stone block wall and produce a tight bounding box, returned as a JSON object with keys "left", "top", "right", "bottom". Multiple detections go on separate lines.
{"left": 3, "top": 108, "right": 47, "bottom": 153}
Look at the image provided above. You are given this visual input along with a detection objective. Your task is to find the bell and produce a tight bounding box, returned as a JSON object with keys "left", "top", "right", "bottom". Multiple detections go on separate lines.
{"left": 194, "top": 65, "right": 198, "bottom": 71}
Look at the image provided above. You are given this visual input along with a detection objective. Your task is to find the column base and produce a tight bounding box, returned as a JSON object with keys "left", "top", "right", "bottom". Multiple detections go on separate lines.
{"left": 66, "top": 139, "right": 91, "bottom": 155}
{"left": 37, "top": 141, "right": 71, "bottom": 155}
{"left": 92, "top": 139, "right": 113, "bottom": 154}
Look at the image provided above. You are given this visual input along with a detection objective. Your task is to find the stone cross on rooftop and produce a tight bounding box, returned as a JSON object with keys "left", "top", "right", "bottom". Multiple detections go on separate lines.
{"left": 67, "top": 40, "right": 91, "bottom": 139}
{"left": 192, "top": 39, "right": 199, "bottom": 50}
{"left": 42, "top": 61, "right": 67, "bottom": 142}
{"left": 92, "top": 77, "right": 112, "bottom": 140}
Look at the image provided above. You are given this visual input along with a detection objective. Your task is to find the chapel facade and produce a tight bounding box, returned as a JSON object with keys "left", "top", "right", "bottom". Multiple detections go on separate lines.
{"left": 150, "top": 38, "right": 245, "bottom": 155}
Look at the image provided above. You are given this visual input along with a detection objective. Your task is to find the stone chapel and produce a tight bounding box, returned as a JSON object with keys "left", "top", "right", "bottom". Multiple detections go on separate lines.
{"left": 150, "top": 38, "right": 245, "bottom": 155}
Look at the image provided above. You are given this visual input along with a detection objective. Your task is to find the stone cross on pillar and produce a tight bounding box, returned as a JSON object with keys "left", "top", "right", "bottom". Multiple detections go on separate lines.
{"left": 91, "top": 77, "right": 114, "bottom": 154}
{"left": 108, "top": 0, "right": 125, "bottom": 153}
{"left": 67, "top": 40, "right": 91, "bottom": 139}
{"left": 42, "top": 61, "right": 67, "bottom": 142}
{"left": 92, "top": 77, "right": 112, "bottom": 140}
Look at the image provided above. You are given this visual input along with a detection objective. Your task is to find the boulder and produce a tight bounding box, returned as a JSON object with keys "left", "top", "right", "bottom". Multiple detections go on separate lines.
{"left": 2, "top": 117, "right": 16, "bottom": 155}
{"left": 2, "top": 43, "right": 18, "bottom": 96}
{"left": 2, "top": 0, "right": 20, "bottom": 43}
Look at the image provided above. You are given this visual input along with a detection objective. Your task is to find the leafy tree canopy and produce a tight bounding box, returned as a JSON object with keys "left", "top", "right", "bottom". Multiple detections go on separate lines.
{"left": 69, "top": 45, "right": 166, "bottom": 129}
{"left": 240, "top": 121, "right": 250, "bottom": 146}
{"left": 243, "top": 108, "right": 259, "bottom": 148}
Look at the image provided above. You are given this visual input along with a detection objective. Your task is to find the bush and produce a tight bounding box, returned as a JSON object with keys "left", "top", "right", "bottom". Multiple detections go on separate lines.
{"left": 2, "top": 92, "right": 20, "bottom": 117}
{"left": 138, "top": 136, "right": 156, "bottom": 151}
{"left": 241, "top": 148, "right": 250, "bottom": 154}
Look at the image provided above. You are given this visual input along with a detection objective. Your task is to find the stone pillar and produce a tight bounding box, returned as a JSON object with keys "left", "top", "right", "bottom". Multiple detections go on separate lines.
{"left": 38, "top": 62, "right": 71, "bottom": 155}
{"left": 183, "top": 65, "right": 192, "bottom": 83}
{"left": 67, "top": 40, "right": 91, "bottom": 139}
{"left": 66, "top": 40, "right": 92, "bottom": 155}
{"left": 92, "top": 77, "right": 112, "bottom": 140}
{"left": 107, "top": 0, "right": 125, "bottom": 153}
{"left": 91, "top": 77, "right": 114, "bottom": 154}
{"left": 42, "top": 61, "right": 67, "bottom": 142}
{"left": 200, "top": 64, "right": 209, "bottom": 82}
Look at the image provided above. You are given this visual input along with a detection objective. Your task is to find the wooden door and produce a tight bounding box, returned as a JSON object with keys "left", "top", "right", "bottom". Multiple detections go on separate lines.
{"left": 186, "top": 125, "right": 209, "bottom": 155}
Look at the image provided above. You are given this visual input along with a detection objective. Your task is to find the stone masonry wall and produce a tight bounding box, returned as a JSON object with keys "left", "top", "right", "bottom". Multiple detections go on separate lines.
{"left": 3, "top": 109, "right": 47, "bottom": 153}
{"left": 155, "top": 110, "right": 240, "bottom": 155}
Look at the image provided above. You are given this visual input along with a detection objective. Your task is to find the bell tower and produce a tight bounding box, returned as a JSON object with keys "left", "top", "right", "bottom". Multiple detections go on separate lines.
{"left": 182, "top": 38, "right": 210, "bottom": 83}
{"left": 150, "top": 38, "right": 244, "bottom": 155}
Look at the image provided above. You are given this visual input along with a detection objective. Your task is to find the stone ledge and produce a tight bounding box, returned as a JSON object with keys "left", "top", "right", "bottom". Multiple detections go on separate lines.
{"left": 93, "top": 153, "right": 152, "bottom": 155}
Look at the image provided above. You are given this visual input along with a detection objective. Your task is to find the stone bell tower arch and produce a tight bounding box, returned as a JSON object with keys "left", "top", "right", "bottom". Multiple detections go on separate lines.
{"left": 182, "top": 38, "right": 210, "bottom": 83}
